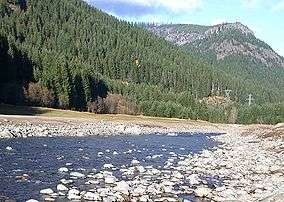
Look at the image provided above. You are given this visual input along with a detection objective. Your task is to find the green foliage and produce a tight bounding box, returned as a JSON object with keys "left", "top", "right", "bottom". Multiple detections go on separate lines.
{"left": 0, "top": 0, "right": 282, "bottom": 124}
{"left": 237, "top": 102, "right": 284, "bottom": 124}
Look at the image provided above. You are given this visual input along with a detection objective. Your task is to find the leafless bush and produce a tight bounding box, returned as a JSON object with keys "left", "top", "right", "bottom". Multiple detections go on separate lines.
{"left": 24, "top": 82, "right": 55, "bottom": 107}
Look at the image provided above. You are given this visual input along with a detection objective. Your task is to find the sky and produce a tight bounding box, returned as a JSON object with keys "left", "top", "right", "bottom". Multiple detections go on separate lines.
{"left": 85, "top": 0, "right": 284, "bottom": 57}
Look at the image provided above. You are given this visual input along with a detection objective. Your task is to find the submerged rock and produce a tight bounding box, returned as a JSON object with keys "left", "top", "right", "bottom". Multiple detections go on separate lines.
{"left": 70, "top": 172, "right": 85, "bottom": 178}
{"left": 40, "top": 188, "right": 54, "bottom": 195}
{"left": 5, "top": 146, "right": 13, "bottom": 151}
{"left": 58, "top": 167, "right": 69, "bottom": 172}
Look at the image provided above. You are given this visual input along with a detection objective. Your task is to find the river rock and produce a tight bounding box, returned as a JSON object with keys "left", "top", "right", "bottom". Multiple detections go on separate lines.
{"left": 58, "top": 167, "right": 69, "bottom": 172}
{"left": 67, "top": 189, "right": 81, "bottom": 200}
{"left": 60, "top": 179, "right": 73, "bottom": 185}
{"left": 44, "top": 198, "right": 55, "bottom": 202}
{"left": 187, "top": 174, "right": 201, "bottom": 185}
{"left": 26, "top": 199, "right": 39, "bottom": 202}
{"left": 40, "top": 188, "right": 54, "bottom": 195}
{"left": 131, "top": 159, "right": 140, "bottom": 165}
{"left": 83, "top": 192, "right": 101, "bottom": 201}
{"left": 139, "top": 195, "right": 149, "bottom": 202}
{"left": 70, "top": 172, "right": 85, "bottom": 178}
{"left": 137, "top": 165, "right": 146, "bottom": 173}
{"left": 5, "top": 146, "right": 13, "bottom": 151}
{"left": 105, "top": 176, "right": 116, "bottom": 184}
{"left": 261, "top": 193, "right": 284, "bottom": 202}
{"left": 57, "top": 184, "right": 68, "bottom": 191}
{"left": 172, "top": 171, "right": 183, "bottom": 179}
{"left": 133, "top": 186, "right": 146, "bottom": 196}
{"left": 103, "top": 164, "right": 114, "bottom": 169}
{"left": 194, "top": 187, "right": 212, "bottom": 197}
{"left": 0, "top": 129, "right": 14, "bottom": 138}
{"left": 113, "top": 181, "right": 130, "bottom": 195}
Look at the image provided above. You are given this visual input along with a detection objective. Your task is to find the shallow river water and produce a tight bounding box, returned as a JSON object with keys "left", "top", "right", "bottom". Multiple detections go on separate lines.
{"left": 0, "top": 132, "right": 220, "bottom": 201}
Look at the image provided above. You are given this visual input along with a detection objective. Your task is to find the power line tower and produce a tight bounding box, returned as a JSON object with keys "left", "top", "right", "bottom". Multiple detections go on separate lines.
{"left": 246, "top": 94, "right": 254, "bottom": 106}
{"left": 211, "top": 82, "right": 215, "bottom": 95}
{"left": 225, "top": 89, "right": 232, "bottom": 99}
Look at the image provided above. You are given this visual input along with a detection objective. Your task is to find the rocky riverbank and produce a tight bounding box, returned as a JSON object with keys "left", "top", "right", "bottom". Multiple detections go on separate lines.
{"left": 1, "top": 115, "right": 283, "bottom": 202}
{"left": 28, "top": 124, "right": 282, "bottom": 202}
{"left": 0, "top": 115, "right": 225, "bottom": 139}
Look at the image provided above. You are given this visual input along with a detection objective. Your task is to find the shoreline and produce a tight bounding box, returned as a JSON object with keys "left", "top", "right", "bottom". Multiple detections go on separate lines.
{"left": 0, "top": 114, "right": 230, "bottom": 139}
{"left": 0, "top": 114, "right": 283, "bottom": 201}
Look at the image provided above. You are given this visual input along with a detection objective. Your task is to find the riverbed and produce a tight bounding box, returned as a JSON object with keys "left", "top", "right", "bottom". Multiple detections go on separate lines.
{"left": 0, "top": 133, "right": 219, "bottom": 201}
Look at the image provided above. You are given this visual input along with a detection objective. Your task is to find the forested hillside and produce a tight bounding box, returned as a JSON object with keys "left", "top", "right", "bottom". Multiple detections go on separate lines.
{"left": 0, "top": 0, "right": 283, "bottom": 124}
{"left": 146, "top": 23, "right": 284, "bottom": 102}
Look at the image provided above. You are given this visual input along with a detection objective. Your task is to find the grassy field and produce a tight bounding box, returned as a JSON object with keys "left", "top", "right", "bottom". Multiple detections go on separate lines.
{"left": 0, "top": 104, "right": 210, "bottom": 126}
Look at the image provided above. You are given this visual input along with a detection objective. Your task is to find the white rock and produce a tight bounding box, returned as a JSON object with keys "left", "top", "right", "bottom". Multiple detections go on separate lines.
{"left": 40, "top": 188, "right": 54, "bottom": 195}
{"left": 26, "top": 200, "right": 39, "bottom": 202}
{"left": 68, "top": 189, "right": 80, "bottom": 196}
{"left": 70, "top": 172, "right": 85, "bottom": 178}
{"left": 194, "top": 187, "right": 212, "bottom": 197}
{"left": 5, "top": 146, "right": 13, "bottom": 151}
{"left": 172, "top": 171, "right": 183, "bottom": 179}
{"left": 131, "top": 159, "right": 140, "bottom": 165}
{"left": 60, "top": 179, "right": 73, "bottom": 185}
{"left": 113, "top": 151, "right": 118, "bottom": 155}
{"left": 67, "top": 194, "right": 81, "bottom": 200}
{"left": 105, "top": 176, "right": 116, "bottom": 184}
{"left": 68, "top": 189, "right": 81, "bottom": 200}
{"left": 103, "top": 164, "right": 114, "bottom": 169}
{"left": 137, "top": 166, "right": 146, "bottom": 173}
{"left": 133, "top": 186, "right": 146, "bottom": 196}
{"left": 139, "top": 195, "right": 149, "bottom": 202}
{"left": 44, "top": 198, "right": 55, "bottom": 202}
{"left": 84, "top": 192, "right": 101, "bottom": 201}
{"left": 114, "top": 181, "right": 130, "bottom": 195}
{"left": 0, "top": 130, "right": 14, "bottom": 138}
{"left": 187, "top": 174, "right": 201, "bottom": 185}
{"left": 57, "top": 184, "right": 68, "bottom": 191}
{"left": 58, "top": 167, "right": 69, "bottom": 172}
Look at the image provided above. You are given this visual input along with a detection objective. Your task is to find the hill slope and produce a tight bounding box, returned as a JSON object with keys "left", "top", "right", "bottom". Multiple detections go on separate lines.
{"left": 0, "top": 0, "right": 283, "bottom": 123}
{"left": 146, "top": 23, "right": 284, "bottom": 100}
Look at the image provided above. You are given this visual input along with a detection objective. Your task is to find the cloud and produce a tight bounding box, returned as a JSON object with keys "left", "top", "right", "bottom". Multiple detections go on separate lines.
{"left": 271, "top": 0, "right": 284, "bottom": 12}
{"left": 86, "top": 0, "right": 203, "bottom": 15}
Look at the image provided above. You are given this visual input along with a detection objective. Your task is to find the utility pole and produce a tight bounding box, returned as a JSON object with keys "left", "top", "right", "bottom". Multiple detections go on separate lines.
{"left": 247, "top": 94, "right": 254, "bottom": 106}
{"left": 225, "top": 89, "right": 232, "bottom": 99}
{"left": 211, "top": 82, "right": 215, "bottom": 95}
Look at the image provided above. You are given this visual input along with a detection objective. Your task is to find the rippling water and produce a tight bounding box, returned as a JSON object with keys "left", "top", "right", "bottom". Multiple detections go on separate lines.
{"left": 0, "top": 132, "right": 219, "bottom": 201}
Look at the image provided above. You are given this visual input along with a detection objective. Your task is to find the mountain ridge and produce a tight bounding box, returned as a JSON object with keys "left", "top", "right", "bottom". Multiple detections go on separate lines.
{"left": 146, "top": 22, "right": 284, "bottom": 68}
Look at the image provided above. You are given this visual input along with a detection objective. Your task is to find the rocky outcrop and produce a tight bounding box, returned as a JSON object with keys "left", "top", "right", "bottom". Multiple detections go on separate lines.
{"left": 146, "top": 22, "right": 284, "bottom": 68}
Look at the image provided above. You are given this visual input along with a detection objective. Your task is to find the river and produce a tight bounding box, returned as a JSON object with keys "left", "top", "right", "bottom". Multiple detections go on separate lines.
{"left": 0, "top": 132, "right": 220, "bottom": 201}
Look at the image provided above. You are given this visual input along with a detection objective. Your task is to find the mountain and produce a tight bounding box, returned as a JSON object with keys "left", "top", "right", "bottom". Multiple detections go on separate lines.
{"left": 0, "top": 0, "right": 283, "bottom": 124}
{"left": 146, "top": 22, "right": 284, "bottom": 67}
{"left": 146, "top": 22, "right": 284, "bottom": 100}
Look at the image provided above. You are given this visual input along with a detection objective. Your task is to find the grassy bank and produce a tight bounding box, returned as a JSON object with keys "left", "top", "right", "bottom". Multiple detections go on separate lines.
{"left": 0, "top": 104, "right": 213, "bottom": 127}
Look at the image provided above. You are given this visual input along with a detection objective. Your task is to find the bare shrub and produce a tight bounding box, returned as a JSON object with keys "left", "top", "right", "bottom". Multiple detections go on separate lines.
{"left": 24, "top": 82, "right": 55, "bottom": 107}
{"left": 104, "top": 94, "right": 138, "bottom": 115}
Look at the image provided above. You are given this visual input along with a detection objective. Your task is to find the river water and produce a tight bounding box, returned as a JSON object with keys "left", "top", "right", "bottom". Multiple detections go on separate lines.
{"left": 0, "top": 132, "right": 220, "bottom": 201}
